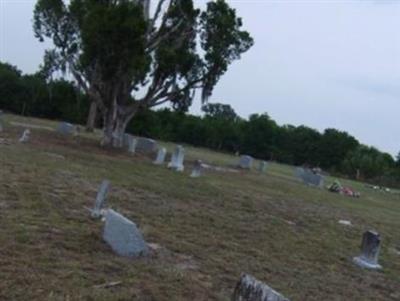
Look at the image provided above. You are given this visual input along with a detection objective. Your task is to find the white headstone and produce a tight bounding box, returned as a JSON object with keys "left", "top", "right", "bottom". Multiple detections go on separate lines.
{"left": 91, "top": 180, "right": 110, "bottom": 218}
{"left": 168, "top": 145, "right": 185, "bottom": 172}
{"left": 103, "top": 209, "right": 149, "bottom": 257}
{"left": 190, "top": 160, "right": 203, "bottom": 178}
{"left": 239, "top": 155, "right": 253, "bottom": 169}
{"left": 18, "top": 129, "right": 31, "bottom": 143}
{"left": 153, "top": 147, "right": 167, "bottom": 165}
{"left": 353, "top": 230, "right": 382, "bottom": 269}
{"left": 232, "top": 274, "right": 290, "bottom": 301}
{"left": 258, "top": 161, "right": 268, "bottom": 173}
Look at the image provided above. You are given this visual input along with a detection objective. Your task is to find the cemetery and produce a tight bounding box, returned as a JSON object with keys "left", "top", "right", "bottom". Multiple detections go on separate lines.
{"left": 0, "top": 113, "right": 399, "bottom": 300}
{"left": 1, "top": 0, "right": 399, "bottom": 298}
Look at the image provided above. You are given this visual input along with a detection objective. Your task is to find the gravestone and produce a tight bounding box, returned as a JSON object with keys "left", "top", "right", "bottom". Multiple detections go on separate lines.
{"left": 136, "top": 137, "right": 157, "bottom": 153}
{"left": 18, "top": 129, "right": 31, "bottom": 143}
{"left": 239, "top": 155, "right": 253, "bottom": 169}
{"left": 57, "top": 122, "right": 75, "bottom": 135}
{"left": 153, "top": 147, "right": 167, "bottom": 165}
{"left": 91, "top": 180, "right": 110, "bottom": 218}
{"left": 232, "top": 274, "right": 290, "bottom": 301}
{"left": 168, "top": 145, "right": 185, "bottom": 172}
{"left": 123, "top": 134, "right": 138, "bottom": 154}
{"left": 294, "top": 167, "right": 304, "bottom": 179}
{"left": 353, "top": 230, "right": 382, "bottom": 269}
{"left": 295, "top": 167, "right": 324, "bottom": 187}
{"left": 258, "top": 161, "right": 268, "bottom": 173}
{"left": 103, "top": 209, "right": 149, "bottom": 257}
{"left": 190, "top": 160, "right": 203, "bottom": 178}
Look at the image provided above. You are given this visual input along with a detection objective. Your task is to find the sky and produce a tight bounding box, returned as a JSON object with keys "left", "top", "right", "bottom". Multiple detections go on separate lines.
{"left": 0, "top": 0, "right": 399, "bottom": 156}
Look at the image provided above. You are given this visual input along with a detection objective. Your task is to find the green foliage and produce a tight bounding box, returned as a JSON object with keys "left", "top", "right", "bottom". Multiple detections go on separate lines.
{"left": 202, "top": 103, "right": 238, "bottom": 121}
{"left": 317, "top": 129, "right": 359, "bottom": 169}
{"left": 0, "top": 61, "right": 89, "bottom": 124}
{"left": 200, "top": 0, "right": 254, "bottom": 101}
{"left": 33, "top": 0, "right": 254, "bottom": 119}
{"left": 342, "top": 145, "right": 395, "bottom": 180}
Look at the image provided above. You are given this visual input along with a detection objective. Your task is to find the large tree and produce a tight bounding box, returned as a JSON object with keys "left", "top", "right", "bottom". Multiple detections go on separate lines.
{"left": 33, "top": 0, "right": 253, "bottom": 146}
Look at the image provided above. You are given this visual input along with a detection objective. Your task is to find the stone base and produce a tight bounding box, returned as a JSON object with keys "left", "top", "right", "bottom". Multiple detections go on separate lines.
{"left": 353, "top": 256, "right": 382, "bottom": 270}
{"left": 168, "top": 163, "right": 184, "bottom": 172}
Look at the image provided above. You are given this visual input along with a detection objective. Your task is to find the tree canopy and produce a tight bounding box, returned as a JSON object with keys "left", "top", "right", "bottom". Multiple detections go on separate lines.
{"left": 33, "top": 0, "right": 254, "bottom": 145}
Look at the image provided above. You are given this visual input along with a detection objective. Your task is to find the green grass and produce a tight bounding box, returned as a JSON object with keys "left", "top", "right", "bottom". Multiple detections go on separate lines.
{"left": 0, "top": 113, "right": 399, "bottom": 300}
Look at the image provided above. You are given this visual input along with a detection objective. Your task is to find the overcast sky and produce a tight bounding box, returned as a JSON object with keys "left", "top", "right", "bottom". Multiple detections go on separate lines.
{"left": 0, "top": 0, "right": 399, "bottom": 156}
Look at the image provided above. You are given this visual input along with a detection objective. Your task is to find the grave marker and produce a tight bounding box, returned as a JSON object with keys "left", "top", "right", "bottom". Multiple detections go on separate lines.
{"left": 91, "top": 180, "right": 110, "bottom": 218}
{"left": 168, "top": 145, "right": 185, "bottom": 172}
{"left": 238, "top": 155, "right": 253, "bottom": 169}
{"left": 103, "top": 209, "right": 149, "bottom": 257}
{"left": 353, "top": 230, "right": 382, "bottom": 269}
{"left": 258, "top": 161, "right": 268, "bottom": 173}
{"left": 123, "top": 134, "right": 138, "bottom": 154}
{"left": 295, "top": 167, "right": 324, "bottom": 188}
{"left": 136, "top": 137, "right": 157, "bottom": 153}
{"left": 18, "top": 129, "right": 30, "bottom": 143}
{"left": 232, "top": 274, "right": 290, "bottom": 301}
{"left": 190, "top": 160, "right": 203, "bottom": 178}
{"left": 57, "top": 122, "right": 75, "bottom": 135}
{"left": 153, "top": 147, "right": 167, "bottom": 165}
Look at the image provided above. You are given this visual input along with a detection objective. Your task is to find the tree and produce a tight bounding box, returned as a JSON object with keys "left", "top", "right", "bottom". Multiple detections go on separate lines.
{"left": 342, "top": 145, "right": 394, "bottom": 180}
{"left": 202, "top": 103, "right": 238, "bottom": 121}
{"left": 0, "top": 62, "right": 27, "bottom": 114}
{"left": 317, "top": 128, "right": 359, "bottom": 170}
{"left": 33, "top": 0, "right": 253, "bottom": 146}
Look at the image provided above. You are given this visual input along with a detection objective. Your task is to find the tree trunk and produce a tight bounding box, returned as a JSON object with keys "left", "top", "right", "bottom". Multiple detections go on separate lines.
{"left": 86, "top": 101, "right": 98, "bottom": 132}
{"left": 101, "top": 104, "right": 136, "bottom": 148}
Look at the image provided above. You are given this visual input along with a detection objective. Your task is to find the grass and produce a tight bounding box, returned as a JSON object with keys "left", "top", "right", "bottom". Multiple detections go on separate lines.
{"left": 0, "top": 113, "right": 399, "bottom": 300}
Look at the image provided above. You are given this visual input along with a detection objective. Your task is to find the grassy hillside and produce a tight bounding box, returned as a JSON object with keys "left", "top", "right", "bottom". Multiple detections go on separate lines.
{"left": 0, "top": 114, "right": 399, "bottom": 300}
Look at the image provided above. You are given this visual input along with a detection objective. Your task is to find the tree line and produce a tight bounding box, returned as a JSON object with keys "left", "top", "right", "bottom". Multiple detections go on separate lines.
{"left": 1, "top": 61, "right": 400, "bottom": 187}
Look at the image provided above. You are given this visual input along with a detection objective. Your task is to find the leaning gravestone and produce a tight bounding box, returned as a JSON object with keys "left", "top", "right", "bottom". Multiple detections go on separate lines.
{"left": 18, "top": 129, "right": 31, "bottom": 143}
{"left": 353, "top": 230, "right": 382, "bottom": 269}
{"left": 91, "top": 180, "right": 110, "bottom": 218}
{"left": 103, "top": 209, "right": 149, "bottom": 257}
{"left": 190, "top": 160, "right": 203, "bottom": 178}
{"left": 123, "top": 134, "right": 138, "bottom": 154}
{"left": 258, "top": 161, "right": 268, "bottom": 173}
{"left": 232, "top": 274, "right": 290, "bottom": 301}
{"left": 57, "top": 122, "right": 75, "bottom": 135}
{"left": 239, "top": 155, "right": 253, "bottom": 169}
{"left": 153, "top": 147, "right": 167, "bottom": 165}
{"left": 168, "top": 145, "right": 185, "bottom": 172}
{"left": 135, "top": 137, "right": 158, "bottom": 153}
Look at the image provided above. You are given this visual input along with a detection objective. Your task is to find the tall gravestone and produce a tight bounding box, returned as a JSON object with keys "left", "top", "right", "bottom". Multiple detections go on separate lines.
{"left": 91, "top": 180, "right": 110, "bottom": 218}
{"left": 258, "top": 161, "right": 268, "bottom": 173}
{"left": 168, "top": 145, "right": 185, "bottom": 172}
{"left": 353, "top": 230, "right": 382, "bottom": 269}
{"left": 190, "top": 160, "right": 203, "bottom": 178}
{"left": 239, "top": 155, "right": 253, "bottom": 169}
{"left": 103, "top": 209, "right": 149, "bottom": 257}
{"left": 153, "top": 147, "right": 167, "bottom": 165}
{"left": 232, "top": 274, "right": 290, "bottom": 301}
{"left": 18, "top": 129, "right": 31, "bottom": 143}
{"left": 57, "top": 122, "right": 75, "bottom": 135}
